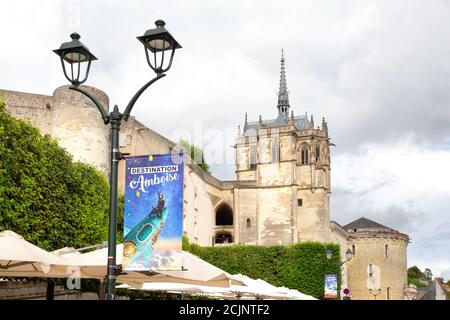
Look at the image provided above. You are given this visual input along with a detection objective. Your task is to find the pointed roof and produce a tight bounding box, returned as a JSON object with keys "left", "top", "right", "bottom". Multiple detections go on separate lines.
{"left": 277, "top": 49, "right": 290, "bottom": 118}
{"left": 343, "top": 217, "right": 396, "bottom": 232}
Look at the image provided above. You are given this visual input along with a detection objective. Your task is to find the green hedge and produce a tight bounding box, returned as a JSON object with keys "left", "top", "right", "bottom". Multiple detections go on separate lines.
{"left": 183, "top": 237, "right": 341, "bottom": 299}
{"left": 0, "top": 102, "right": 109, "bottom": 250}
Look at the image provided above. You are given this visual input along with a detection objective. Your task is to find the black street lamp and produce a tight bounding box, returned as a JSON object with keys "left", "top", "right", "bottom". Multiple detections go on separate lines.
{"left": 53, "top": 20, "right": 181, "bottom": 300}
{"left": 325, "top": 248, "right": 353, "bottom": 299}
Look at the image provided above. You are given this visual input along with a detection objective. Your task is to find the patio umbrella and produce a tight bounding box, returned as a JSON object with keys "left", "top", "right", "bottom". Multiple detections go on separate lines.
{"left": 56, "top": 244, "right": 243, "bottom": 287}
{"left": 0, "top": 230, "right": 64, "bottom": 278}
{"left": 119, "top": 274, "right": 317, "bottom": 300}
{"left": 227, "top": 274, "right": 317, "bottom": 300}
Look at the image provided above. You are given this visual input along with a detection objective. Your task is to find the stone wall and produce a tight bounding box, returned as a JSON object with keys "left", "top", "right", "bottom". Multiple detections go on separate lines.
{"left": 0, "top": 89, "right": 53, "bottom": 135}
{"left": 346, "top": 232, "right": 409, "bottom": 300}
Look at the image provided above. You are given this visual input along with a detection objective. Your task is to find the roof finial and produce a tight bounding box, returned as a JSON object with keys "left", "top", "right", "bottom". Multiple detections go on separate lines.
{"left": 310, "top": 115, "right": 314, "bottom": 129}
{"left": 277, "top": 48, "right": 290, "bottom": 118}
{"left": 244, "top": 112, "right": 248, "bottom": 126}
{"left": 322, "top": 117, "right": 328, "bottom": 132}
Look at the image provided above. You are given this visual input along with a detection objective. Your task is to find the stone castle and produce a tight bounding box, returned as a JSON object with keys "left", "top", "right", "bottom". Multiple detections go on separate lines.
{"left": 0, "top": 51, "right": 410, "bottom": 300}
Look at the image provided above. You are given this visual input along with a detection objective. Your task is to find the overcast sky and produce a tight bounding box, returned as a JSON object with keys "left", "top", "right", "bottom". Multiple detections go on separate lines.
{"left": 0, "top": 0, "right": 449, "bottom": 280}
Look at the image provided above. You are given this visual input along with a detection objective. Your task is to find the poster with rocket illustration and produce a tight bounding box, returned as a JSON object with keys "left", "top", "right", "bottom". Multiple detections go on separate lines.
{"left": 123, "top": 153, "right": 184, "bottom": 271}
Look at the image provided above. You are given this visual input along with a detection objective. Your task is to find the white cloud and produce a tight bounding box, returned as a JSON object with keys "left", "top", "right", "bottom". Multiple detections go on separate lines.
{"left": 0, "top": 0, "right": 449, "bottom": 278}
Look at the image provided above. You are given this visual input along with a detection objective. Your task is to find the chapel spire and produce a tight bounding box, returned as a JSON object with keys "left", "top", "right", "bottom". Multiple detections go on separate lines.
{"left": 277, "top": 48, "right": 290, "bottom": 118}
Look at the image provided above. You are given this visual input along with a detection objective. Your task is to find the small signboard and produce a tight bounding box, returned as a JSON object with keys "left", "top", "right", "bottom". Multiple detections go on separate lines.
{"left": 123, "top": 153, "right": 184, "bottom": 271}
{"left": 324, "top": 274, "right": 338, "bottom": 299}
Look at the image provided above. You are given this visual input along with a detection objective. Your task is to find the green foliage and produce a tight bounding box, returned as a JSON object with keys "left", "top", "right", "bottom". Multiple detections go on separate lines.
{"left": 408, "top": 277, "right": 428, "bottom": 288}
{"left": 408, "top": 266, "right": 423, "bottom": 279}
{"left": 0, "top": 102, "right": 109, "bottom": 250}
{"left": 117, "top": 194, "right": 124, "bottom": 243}
{"left": 178, "top": 139, "right": 211, "bottom": 174}
{"left": 407, "top": 266, "right": 429, "bottom": 288}
{"left": 183, "top": 236, "right": 341, "bottom": 299}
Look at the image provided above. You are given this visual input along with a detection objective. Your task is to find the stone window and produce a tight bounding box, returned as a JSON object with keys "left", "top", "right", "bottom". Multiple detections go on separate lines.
{"left": 352, "top": 244, "right": 356, "bottom": 257}
{"left": 386, "top": 287, "right": 390, "bottom": 300}
{"left": 271, "top": 138, "right": 280, "bottom": 163}
{"left": 246, "top": 218, "right": 251, "bottom": 228}
{"left": 194, "top": 221, "right": 198, "bottom": 239}
{"left": 297, "top": 199, "right": 303, "bottom": 206}
{"left": 301, "top": 144, "right": 309, "bottom": 164}
{"left": 250, "top": 145, "right": 257, "bottom": 170}
{"left": 315, "top": 145, "right": 320, "bottom": 161}
{"left": 369, "top": 264, "right": 373, "bottom": 278}
{"left": 385, "top": 244, "right": 389, "bottom": 259}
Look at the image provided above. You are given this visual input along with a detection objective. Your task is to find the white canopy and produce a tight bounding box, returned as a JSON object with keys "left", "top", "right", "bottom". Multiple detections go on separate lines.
{"left": 0, "top": 230, "right": 64, "bottom": 277}
{"left": 56, "top": 244, "right": 242, "bottom": 287}
{"left": 118, "top": 273, "right": 317, "bottom": 300}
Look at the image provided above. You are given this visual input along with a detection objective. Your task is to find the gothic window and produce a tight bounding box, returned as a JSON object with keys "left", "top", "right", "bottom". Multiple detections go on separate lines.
{"left": 246, "top": 218, "right": 251, "bottom": 228}
{"left": 250, "top": 145, "right": 257, "bottom": 170}
{"left": 301, "top": 144, "right": 309, "bottom": 164}
{"left": 272, "top": 138, "right": 280, "bottom": 163}
{"left": 315, "top": 145, "right": 320, "bottom": 161}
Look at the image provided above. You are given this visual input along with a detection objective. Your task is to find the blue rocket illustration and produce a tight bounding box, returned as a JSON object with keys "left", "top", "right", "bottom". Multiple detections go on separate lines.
{"left": 123, "top": 191, "right": 169, "bottom": 270}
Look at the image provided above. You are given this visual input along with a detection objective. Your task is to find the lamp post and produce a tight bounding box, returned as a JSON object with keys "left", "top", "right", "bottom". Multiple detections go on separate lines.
{"left": 369, "top": 288, "right": 382, "bottom": 300}
{"left": 326, "top": 248, "right": 353, "bottom": 299}
{"left": 53, "top": 19, "right": 181, "bottom": 300}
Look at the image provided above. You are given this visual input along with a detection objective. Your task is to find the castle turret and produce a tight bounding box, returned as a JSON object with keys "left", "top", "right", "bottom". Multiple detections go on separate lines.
{"left": 51, "top": 85, "right": 110, "bottom": 173}
{"left": 344, "top": 217, "right": 409, "bottom": 300}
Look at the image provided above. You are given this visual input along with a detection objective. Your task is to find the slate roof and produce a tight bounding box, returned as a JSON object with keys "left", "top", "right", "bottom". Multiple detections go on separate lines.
{"left": 343, "top": 217, "right": 396, "bottom": 232}
{"left": 243, "top": 115, "right": 311, "bottom": 136}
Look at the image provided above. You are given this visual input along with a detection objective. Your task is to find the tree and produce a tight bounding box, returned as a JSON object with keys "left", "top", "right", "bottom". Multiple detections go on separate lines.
{"left": 178, "top": 139, "right": 211, "bottom": 174}
{"left": 408, "top": 266, "right": 424, "bottom": 279}
{"left": 0, "top": 102, "right": 109, "bottom": 251}
{"left": 423, "top": 268, "right": 433, "bottom": 281}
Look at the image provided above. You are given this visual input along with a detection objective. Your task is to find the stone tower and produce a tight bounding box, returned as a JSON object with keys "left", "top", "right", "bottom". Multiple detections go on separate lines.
{"left": 51, "top": 85, "right": 110, "bottom": 173}
{"left": 344, "top": 217, "right": 409, "bottom": 300}
{"left": 235, "top": 50, "right": 332, "bottom": 244}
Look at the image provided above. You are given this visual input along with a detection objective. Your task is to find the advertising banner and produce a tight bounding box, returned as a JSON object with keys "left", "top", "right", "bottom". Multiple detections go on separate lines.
{"left": 324, "top": 274, "right": 338, "bottom": 299}
{"left": 123, "top": 153, "right": 184, "bottom": 271}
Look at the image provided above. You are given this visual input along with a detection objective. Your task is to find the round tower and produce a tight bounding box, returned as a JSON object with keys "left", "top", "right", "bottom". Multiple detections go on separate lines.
{"left": 51, "top": 85, "right": 110, "bottom": 173}
{"left": 344, "top": 217, "right": 409, "bottom": 300}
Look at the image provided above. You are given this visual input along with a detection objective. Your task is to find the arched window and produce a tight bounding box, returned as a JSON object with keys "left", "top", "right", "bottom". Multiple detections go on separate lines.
{"left": 301, "top": 145, "right": 309, "bottom": 164}
{"left": 272, "top": 138, "right": 280, "bottom": 163}
{"left": 250, "top": 145, "right": 257, "bottom": 170}
{"left": 246, "top": 218, "right": 251, "bottom": 228}
{"left": 215, "top": 233, "right": 233, "bottom": 244}
{"left": 315, "top": 145, "right": 320, "bottom": 161}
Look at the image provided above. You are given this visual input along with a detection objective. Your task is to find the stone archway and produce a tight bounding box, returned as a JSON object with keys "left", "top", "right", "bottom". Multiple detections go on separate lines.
{"left": 214, "top": 232, "right": 233, "bottom": 244}
{"left": 214, "top": 203, "right": 234, "bottom": 245}
{"left": 215, "top": 203, "right": 233, "bottom": 226}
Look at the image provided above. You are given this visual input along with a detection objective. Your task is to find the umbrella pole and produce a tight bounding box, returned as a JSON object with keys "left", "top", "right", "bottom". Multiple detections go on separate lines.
{"left": 46, "top": 279, "right": 55, "bottom": 300}
{"left": 98, "top": 278, "right": 106, "bottom": 300}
